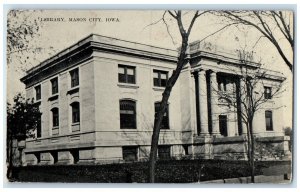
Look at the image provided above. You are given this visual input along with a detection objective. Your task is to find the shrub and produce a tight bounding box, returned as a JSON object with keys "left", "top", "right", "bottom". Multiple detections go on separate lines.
{"left": 11, "top": 159, "right": 290, "bottom": 183}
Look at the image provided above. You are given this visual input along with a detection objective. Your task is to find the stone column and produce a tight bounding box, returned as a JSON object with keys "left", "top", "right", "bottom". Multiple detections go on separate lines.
{"left": 198, "top": 70, "right": 209, "bottom": 135}
{"left": 210, "top": 71, "right": 221, "bottom": 135}
{"left": 239, "top": 78, "right": 248, "bottom": 135}
{"left": 227, "top": 81, "right": 239, "bottom": 136}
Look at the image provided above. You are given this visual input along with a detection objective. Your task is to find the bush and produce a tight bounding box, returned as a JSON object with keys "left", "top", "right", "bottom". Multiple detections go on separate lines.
{"left": 11, "top": 159, "right": 290, "bottom": 183}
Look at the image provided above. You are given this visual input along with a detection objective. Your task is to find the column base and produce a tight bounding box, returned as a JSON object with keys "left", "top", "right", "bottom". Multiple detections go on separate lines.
{"left": 211, "top": 132, "right": 222, "bottom": 137}
{"left": 199, "top": 132, "right": 211, "bottom": 137}
{"left": 193, "top": 143, "right": 213, "bottom": 159}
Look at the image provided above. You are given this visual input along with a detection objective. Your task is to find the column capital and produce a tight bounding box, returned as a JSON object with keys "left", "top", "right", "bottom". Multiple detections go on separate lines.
{"left": 210, "top": 71, "right": 217, "bottom": 76}
{"left": 190, "top": 68, "right": 201, "bottom": 74}
{"left": 198, "top": 69, "right": 206, "bottom": 75}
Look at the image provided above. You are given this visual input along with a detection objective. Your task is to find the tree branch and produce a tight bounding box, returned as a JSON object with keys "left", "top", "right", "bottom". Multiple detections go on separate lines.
{"left": 168, "top": 10, "right": 177, "bottom": 19}
{"left": 222, "top": 11, "right": 293, "bottom": 72}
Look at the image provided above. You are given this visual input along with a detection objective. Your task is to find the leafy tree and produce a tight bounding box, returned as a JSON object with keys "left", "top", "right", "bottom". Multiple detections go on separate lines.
{"left": 6, "top": 93, "right": 41, "bottom": 180}
{"left": 7, "top": 10, "right": 39, "bottom": 68}
{"left": 7, "top": 10, "right": 56, "bottom": 72}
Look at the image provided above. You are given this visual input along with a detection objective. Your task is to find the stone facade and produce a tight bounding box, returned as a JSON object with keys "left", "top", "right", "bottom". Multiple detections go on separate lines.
{"left": 20, "top": 34, "right": 291, "bottom": 165}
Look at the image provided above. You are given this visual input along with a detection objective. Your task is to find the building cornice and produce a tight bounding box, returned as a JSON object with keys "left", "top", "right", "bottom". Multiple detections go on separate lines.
{"left": 259, "top": 69, "right": 286, "bottom": 82}
{"left": 190, "top": 51, "right": 261, "bottom": 69}
{"left": 20, "top": 34, "right": 178, "bottom": 86}
{"left": 20, "top": 34, "right": 286, "bottom": 86}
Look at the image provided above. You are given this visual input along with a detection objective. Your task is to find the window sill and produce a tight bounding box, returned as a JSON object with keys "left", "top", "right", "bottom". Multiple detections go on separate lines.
{"left": 218, "top": 91, "right": 236, "bottom": 96}
{"left": 48, "top": 94, "right": 59, "bottom": 101}
{"left": 120, "top": 128, "right": 137, "bottom": 130}
{"left": 72, "top": 122, "right": 80, "bottom": 132}
{"left": 153, "top": 86, "right": 165, "bottom": 91}
{"left": 34, "top": 140, "right": 42, "bottom": 145}
{"left": 52, "top": 126, "right": 59, "bottom": 135}
{"left": 34, "top": 100, "right": 41, "bottom": 105}
{"left": 118, "top": 83, "right": 139, "bottom": 89}
{"left": 67, "top": 86, "right": 79, "bottom": 95}
{"left": 72, "top": 122, "right": 80, "bottom": 126}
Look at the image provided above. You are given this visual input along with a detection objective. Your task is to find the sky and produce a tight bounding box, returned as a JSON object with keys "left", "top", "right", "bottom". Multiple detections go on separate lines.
{"left": 6, "top": 10, "right": 294, "bottom": 127}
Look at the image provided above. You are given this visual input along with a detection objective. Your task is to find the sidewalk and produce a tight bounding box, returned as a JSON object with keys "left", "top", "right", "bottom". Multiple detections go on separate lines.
{"left": 198, "top": 175, "right": 291, "bottom": 184}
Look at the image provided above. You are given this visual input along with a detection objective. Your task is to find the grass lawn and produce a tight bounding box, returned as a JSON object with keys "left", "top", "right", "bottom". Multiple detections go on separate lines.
{"left": 10, "top": 159, "right": 291, "bottom": 183}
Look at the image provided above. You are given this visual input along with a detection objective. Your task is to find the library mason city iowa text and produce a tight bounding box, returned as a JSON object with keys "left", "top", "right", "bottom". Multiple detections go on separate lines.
{"left": 19, "top": 34, "right": 290, "bottom": 165}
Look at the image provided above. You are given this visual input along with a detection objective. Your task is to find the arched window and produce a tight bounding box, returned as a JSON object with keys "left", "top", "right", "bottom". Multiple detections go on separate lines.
{"left": 155, "top": 102, "right": 169, "bottom": 129}
{"left": 120, "top": 100, "right": 136, "bottom": 129}
{"left": 71, "top": 102, "right": 80, "bottom": 123}
{"left": 51, "top": 108, "right": 59, "bottom": 127}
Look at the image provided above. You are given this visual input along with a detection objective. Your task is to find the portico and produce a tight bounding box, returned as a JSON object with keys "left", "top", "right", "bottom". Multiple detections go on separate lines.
{"left": 193, "top": 68, "right": 242, "bottom": 137}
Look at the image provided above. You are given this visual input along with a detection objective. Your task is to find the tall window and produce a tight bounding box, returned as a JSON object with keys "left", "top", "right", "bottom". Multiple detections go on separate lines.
{"left": 158, "top": 145, "right": 171, "bottom": 160}
{"left": 120, "top": 100, "right": 136, "bottom": 129}
{"left": 118, "top": 65, "right": 136, "bottom": 84}
{"left": 51, "top": 78, "right": 58, "bottom": 95}
{"left": 265, "top": 111, "right": 273, "bottom": 131}
{"left": 70, "top": 68, "right": 79, "bottom": 88}
{"left": 36, "top": 114, "right": 41, "bottom": 138}
{"left": 264, "top": 86, "right": 272, "bottom": 99}
{"left": 51, "top": 108, "right": 59, "bottom": 127}
{"left": 122, "top": 146, "right": 138, "bottom": 162}
{"left": 153, "top": 70, "right": 168, "bottom": 87}
{"left": 71, "top": 102, "right": 80, "bottom": 123}
{"left": 219, "top": 115, "right": 228, "bottom": 136}
{"left": 35, "top": 85, "right": 41, "bottom": 101}
{"left": 155, "top": 102, "right": 169, "bottom": 129}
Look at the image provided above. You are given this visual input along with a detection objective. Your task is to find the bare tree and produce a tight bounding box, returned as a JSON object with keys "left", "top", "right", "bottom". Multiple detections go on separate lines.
{"left": 215, "top": 49, "right": 285, "bottom": 182}
{"left": 147, "top": 10, "right": 243, "bottom": 183}
{"left": 214, "top": 11, "right": 294, "bottom": 72}
{"left": 148, "top": 10, "right": 208, "bottom": 183}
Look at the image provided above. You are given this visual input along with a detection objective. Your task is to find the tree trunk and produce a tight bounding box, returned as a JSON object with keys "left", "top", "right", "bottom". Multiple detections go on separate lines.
{"left": 246, "top": 122, "right": 252, "bottom": 180}
{"left": 148, "top": 35, "right": 189, "bottom": 183}
{"left": 249, "top": 120, "right": 255, "bottom": 183}
{"left": 246, "top": 119, "right": 255, "bottom": 183}
{"left": 7, "top": 136, "right": 13, "bottom": 180}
